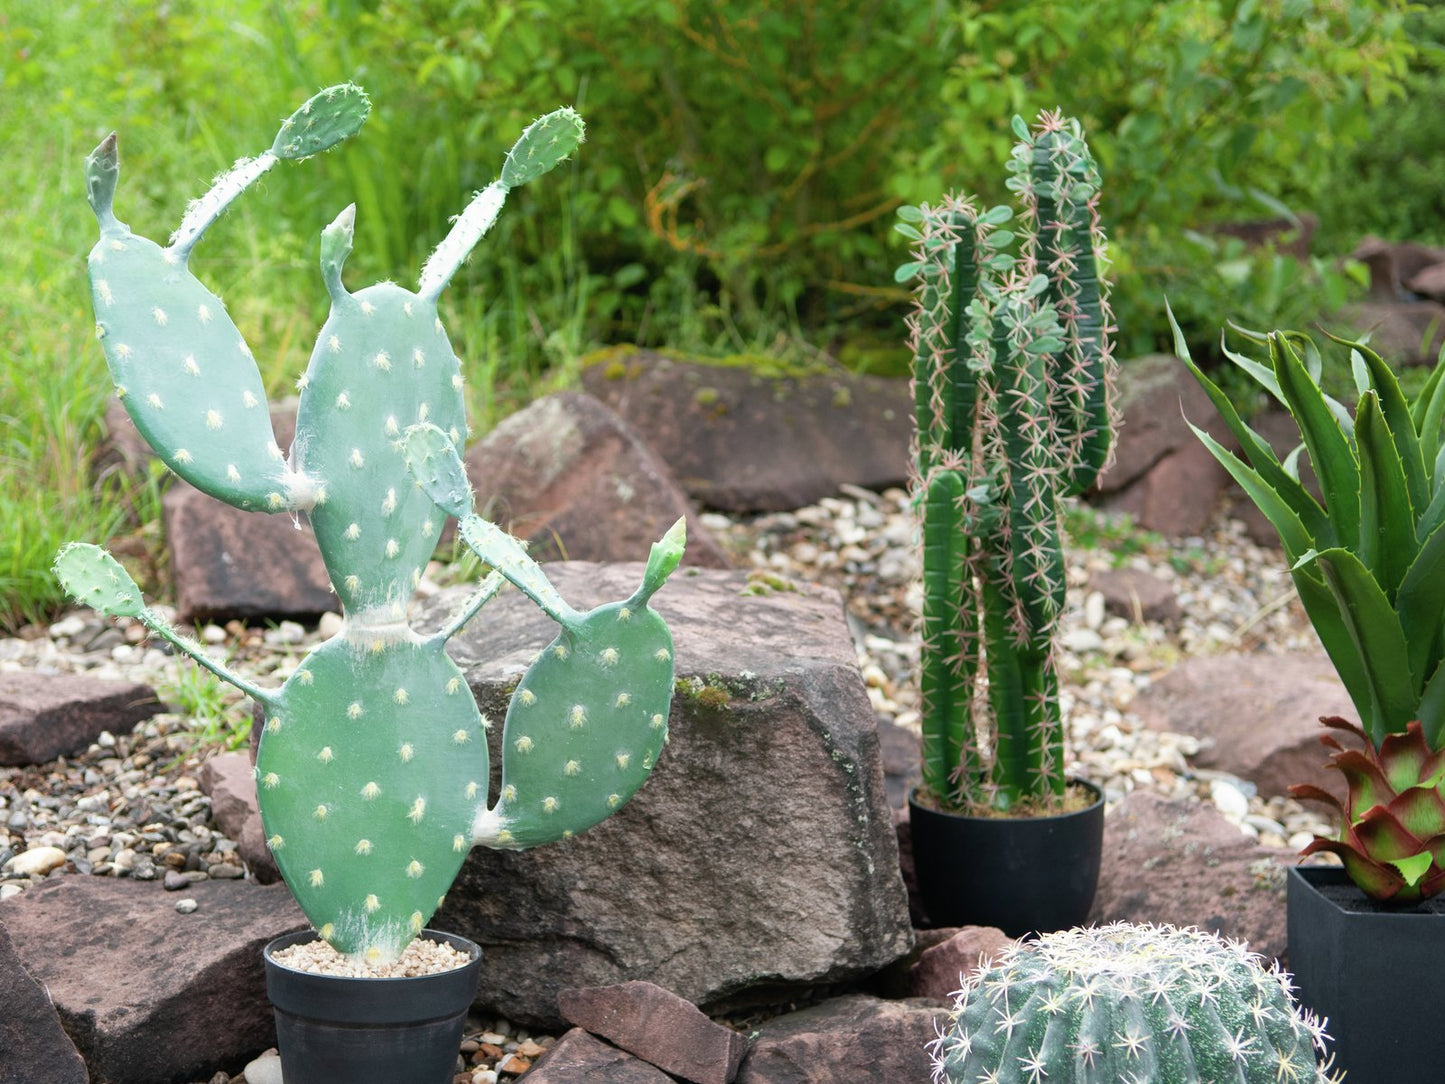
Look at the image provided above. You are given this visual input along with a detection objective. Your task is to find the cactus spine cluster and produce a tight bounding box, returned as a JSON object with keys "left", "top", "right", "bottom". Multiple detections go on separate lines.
{"left": 56, "top": 87, "right": 687, "bottom": 965}
{"left": 898, "top": 111, "right": 1117, "bottom": 812}
{"left": 932, "top": 923, "right": 1338, "bottom": 1084}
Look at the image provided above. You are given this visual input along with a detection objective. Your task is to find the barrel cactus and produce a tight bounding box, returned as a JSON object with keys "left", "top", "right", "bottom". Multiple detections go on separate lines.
{"left": 54, "top": 86, "right": 687, "bottom": 965}
{"left": 896, "top": 111, "right": 1117, "bottom": 813}
{"left": 932, "top": 923, "right": 1338, "bottom": 1084}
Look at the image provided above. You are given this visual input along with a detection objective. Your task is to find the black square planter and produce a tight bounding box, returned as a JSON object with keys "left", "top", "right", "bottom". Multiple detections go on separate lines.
{"left": 1287, "top": 865, "right": 1445, "bottom": 1083}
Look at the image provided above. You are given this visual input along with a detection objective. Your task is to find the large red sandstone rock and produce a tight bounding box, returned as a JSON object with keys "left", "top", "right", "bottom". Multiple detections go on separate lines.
{"left": 464, "top": 391, "right": 730, "bottom": 567}
{"left": 524, "top": 1029, "right": 675, "bottom": 1083}
{"left": 1089, "top": 791, "right": 1293, "bottom": 962}
{"left": 431, "top": 564, "right": 914, "bottom": 1028}
{"left": 558, "top": 980, "right": 748, "bottom": 1084}
{"left": 581, "top": 352, "right": 913, "bottom": 512}
{"left": 1134, "top": 652, "right": 1353, "bottom": 802}
{"left": 102, "top": 400, "right": 333, "bottom": 624}
{"left": 1097, "top": 441, "right": 1229, "bottom": 537}
{"left": 0, "top": 921, "right": 87, "bottom": 1084}
{"left": 196, "top": 752, "right": 280, "bottom": 884}
{"left": 1095, "top": 354, "right": 1228, "bottom": 496}
{"left": 1091, "top": 353, "right": 1234, "bottom": 536}
{"left": 907, "top": 926, "right": 1015, "bottom": 1002}
{"left": 3, "top": 877, "right": 305, "bottom": 1084}
{"left": 732, "top": 995, "right": 943, "bottom": 1084}
{"left": 0, "top": 671, "right": 161, "bottom": 767}
{"left": 163, "top": 485, "right": 334, "bottom": 624}
{"left": 1338, "top": 299, "right": 1445, "bottom": 366}
{"left": 1350, "top": 237, "right": 1445, "bottom": 300}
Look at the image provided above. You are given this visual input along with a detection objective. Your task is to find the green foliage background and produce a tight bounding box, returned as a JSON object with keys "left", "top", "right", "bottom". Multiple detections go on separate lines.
{"left": 0, "top": 0, "right": 1427, "bottom": 627}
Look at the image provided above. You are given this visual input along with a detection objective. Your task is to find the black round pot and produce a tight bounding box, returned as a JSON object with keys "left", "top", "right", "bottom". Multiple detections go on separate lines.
{"left": 263, "top": 928, "right": 482, "bottom": 1084}
{"left": 907, "top": 780, "right": 1105, "bottom": 937}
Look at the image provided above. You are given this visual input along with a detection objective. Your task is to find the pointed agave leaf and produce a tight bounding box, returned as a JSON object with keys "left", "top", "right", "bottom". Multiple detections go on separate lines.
{"left": 1395, "top": 519, "right": 1445, "bottom": 698}
{"left": 1419, "top": 656, "right": 1445, "bottom": 748}
{"left": 1326, "top": 332, "right": 1429, "bottom": 512}
{"left": 1270, "top": 334, "right": 1360, "bottom": 545}
{"left": 1354, "top": 392, "right": 1418, "bottom": 599}
{"left": 1168, "top": 304, "right": 1333, "bottom": 543}
{"left": 1304, "top": 547, "right": 1418, "bottom": 744}
{"left": 1221, "top": 333, "right": 1286, "bottom": 406}
{"left": 1417, "top": 477, "right": 1445, "bottom": 544}
{"left": 1413, "top": 353, "right": 1445, "bottom": 469}
{"left": 1186, "top": 422, "right": 1314, "bottom": 558}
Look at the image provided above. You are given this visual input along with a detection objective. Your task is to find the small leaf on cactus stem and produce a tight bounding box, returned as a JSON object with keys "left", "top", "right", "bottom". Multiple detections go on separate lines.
{"left": 400, "top": 422, "right": 472, "bottom": 519}
{"left": 53, "top": 543, "right": 146, "bottom": 618}
{"left": 500, "top": 107, "right": 585, "bottom": 189}
{"left": 270, "top": 84, "right": 372, "bottom": 160}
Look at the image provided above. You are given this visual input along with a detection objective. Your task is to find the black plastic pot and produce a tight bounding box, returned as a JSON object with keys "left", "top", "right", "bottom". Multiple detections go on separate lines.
{"left": 1286, "top": 865, "right": 1445, "bottom": 1082}
{"left": 907, "top": 780, "right": 1104, "bottom": 937}
{"left": 263, "top": 928, "right": 482, "bottom": 1084}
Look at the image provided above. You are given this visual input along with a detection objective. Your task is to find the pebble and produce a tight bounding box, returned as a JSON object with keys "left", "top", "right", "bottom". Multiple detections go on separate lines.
{"left": 1209, "top": 779, "right": 1252, "bottom": 823}
{"left": 240, "top": 1050, "right": 283, "bottom": 1084}
{"left": 3, "top": 845, "right": 67, "bottom": 877}
{"left": 175, "top": 898, "right": 198, "bottom": 914}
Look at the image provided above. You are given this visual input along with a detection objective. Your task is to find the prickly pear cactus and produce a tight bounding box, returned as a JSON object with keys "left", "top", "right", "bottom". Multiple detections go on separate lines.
{"left": 933, "top": 923, "right": 1339, "bottom": 1084}
{"left": 57, "top": 90, "right": 687, "bottom": 965}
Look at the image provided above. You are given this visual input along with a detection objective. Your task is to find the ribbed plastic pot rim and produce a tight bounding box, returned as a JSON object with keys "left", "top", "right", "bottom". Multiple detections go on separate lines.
{"left": 263, "top": 927, "right": 481, "bottom": 980}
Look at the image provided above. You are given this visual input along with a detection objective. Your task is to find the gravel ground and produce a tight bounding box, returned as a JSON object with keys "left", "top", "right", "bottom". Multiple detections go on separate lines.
{"left": 0, "top": 492, "right": 1339, "bottom": 1081}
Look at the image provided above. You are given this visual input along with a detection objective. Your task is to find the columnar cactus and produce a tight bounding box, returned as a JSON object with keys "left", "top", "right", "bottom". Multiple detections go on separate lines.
{"left": 931, "top": 923, "right": 1338, "bottom": 1084}
{"left": 55, "top": 87, "right": 687, "bottom": 965}
{"left": 897, "top": 111, "right": 1117, "bottom": 812}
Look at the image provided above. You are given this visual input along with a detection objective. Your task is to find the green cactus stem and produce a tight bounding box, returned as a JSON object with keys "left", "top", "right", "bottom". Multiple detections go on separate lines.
{"left": 901, "top": 111, "right": 1116, "bottom": 812}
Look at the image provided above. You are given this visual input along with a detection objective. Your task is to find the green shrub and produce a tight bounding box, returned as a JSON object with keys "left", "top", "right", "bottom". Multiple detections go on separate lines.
{"left": 904, "top": 1, "right": 1413, "bottom": 357}
{"left": 1315, "top": 5, "right": 1445, "bottom": 251}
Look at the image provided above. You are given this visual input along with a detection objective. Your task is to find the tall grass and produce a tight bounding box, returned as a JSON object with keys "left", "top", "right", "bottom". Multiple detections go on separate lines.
{"left": 0, "top": 3, "right": 604, "bottom": 629}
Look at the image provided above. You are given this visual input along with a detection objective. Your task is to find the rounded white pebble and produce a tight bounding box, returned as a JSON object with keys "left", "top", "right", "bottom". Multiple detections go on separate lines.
{"left": 3, "top": 846, "right": 67, "bottom": 877}
{"left": 1209, "top": 779, "right": 1251, "bottom": 822}
{"left": 242, "top": 1050, "right": 285, "bottom": 1084}
{"left": 175, "top": 898, "right": 198, "bottom": 914}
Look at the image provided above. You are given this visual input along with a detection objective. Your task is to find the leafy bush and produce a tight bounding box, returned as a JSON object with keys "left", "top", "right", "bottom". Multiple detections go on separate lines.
{"left": 1315, "top": 5, "right": 1445, "bottom": 251}
{"left": 904, "top": 1, "right": 1414, "bottom": 357}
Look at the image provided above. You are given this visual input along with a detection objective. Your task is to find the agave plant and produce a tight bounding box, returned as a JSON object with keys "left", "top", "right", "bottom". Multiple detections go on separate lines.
{"left": 1173, "top": 310, "right": 1445, "bottom": 902}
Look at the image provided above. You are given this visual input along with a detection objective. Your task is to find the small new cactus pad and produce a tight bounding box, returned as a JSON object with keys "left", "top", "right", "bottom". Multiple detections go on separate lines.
{"left": 60, "top": 92, "right": 681, "bottom": 964}
{"left": 933, "top": 923, "right": 1337, "bottom": 1084}
{"left": 899, "top": 110, "right": 1117, "bottom": 812}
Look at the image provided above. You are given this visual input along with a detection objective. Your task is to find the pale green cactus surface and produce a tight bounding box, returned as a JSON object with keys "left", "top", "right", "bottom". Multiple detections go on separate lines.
{"left": 933, "top": 923, "right": 1338, "bottom": 1084}
{"left": 56, "top": 89, "right": 684, "bottom": 965}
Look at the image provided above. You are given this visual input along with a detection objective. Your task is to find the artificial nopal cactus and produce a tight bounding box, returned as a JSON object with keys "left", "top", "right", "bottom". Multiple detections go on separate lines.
{"left": 56, "top": 89, "right": 688, "bottom": 965}
{"left": 932, "top": 923, "right": 1338, "bottom": 1084}
{"left": 897, "top": 111, "right": 1117, "bottom": 812}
